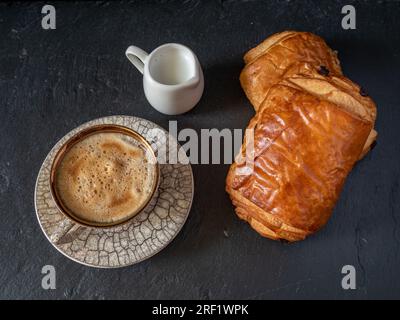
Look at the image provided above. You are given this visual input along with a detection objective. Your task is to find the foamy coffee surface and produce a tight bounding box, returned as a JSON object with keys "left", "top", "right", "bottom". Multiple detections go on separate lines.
{"left": 55, "top": 132, "right": 156, "bottom": 225}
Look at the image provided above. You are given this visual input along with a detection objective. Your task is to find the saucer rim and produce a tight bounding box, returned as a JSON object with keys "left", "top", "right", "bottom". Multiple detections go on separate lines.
{"left": 34, "top": 115, "right": 194, "bottom": 268}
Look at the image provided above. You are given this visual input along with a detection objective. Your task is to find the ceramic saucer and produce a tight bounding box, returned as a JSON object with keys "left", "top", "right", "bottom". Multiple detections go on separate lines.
{"left": 34, "top": 115, "right": 194, "bottom": 268}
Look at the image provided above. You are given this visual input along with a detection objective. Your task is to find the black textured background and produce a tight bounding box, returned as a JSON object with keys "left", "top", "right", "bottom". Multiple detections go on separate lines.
{"left": 1, "top": 0, "right": 399, "bottom": 299}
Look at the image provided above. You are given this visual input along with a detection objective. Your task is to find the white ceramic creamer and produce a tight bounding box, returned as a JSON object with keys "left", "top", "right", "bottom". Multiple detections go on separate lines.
{"left": 126, "top": 43, "right": 204, "bottom": 115}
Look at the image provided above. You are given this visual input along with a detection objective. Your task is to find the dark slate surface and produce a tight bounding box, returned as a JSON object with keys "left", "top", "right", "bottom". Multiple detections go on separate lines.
{"left": 0, "top": 0, "right": 399, "bottom": 299}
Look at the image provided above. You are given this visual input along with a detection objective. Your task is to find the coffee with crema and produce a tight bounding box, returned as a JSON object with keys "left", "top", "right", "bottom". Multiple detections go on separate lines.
{"left": 55, "top": 132, "right": 157, "bottom": 225}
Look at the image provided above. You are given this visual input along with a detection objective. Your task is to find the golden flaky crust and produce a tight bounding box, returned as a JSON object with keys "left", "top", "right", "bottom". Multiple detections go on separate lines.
{"left": 226, "top": 85, "right": 373, "bottom": 241}
{"left": 280, "top": 62, "right": 376, "bottom": 122}
{"left": 240, "top": 32, "right": 377, "bottom": 158}
{"left": 240, "top": 31, "right": 342, "bottom": 109}
{"left": 278, "top": 62, "right": 377, "bottom": 159}
{"left": 243, "top": 31, "right": 295, "bottom": 64}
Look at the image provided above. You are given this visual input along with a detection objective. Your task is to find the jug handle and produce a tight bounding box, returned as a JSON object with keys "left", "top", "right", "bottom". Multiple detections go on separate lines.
{"left": 125, "top": 46, "right": 149, "bottom": 74}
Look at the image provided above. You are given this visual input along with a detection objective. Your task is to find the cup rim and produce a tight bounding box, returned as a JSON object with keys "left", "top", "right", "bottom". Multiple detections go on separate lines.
{"left": 146, "top": 43, "right": 198, "bottom": 88}
{"left": 49, "top": 124, "right": 160, "bottom": 228}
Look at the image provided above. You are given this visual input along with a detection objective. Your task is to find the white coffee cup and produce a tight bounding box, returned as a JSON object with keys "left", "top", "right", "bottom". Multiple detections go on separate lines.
{"left": 125, "top": 43, "right": 204, "bottom": 115}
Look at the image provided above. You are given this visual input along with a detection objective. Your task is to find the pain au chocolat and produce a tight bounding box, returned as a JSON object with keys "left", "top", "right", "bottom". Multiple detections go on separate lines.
{"left": 240, "top": 31, "right": 342, "bottom": 109}
{"left": 278, "top": 62, "right": 377, "bottom": 159}
{"left": 240, "top": 31, "right": 377, "bottom": 158}
{"left": 227, "top": 31, "right": 377, "bottom": 241}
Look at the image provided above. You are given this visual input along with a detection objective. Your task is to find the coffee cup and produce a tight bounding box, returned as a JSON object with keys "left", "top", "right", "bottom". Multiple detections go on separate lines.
{"left": 125, "top": 43, "right": 204, "bottom": 115}
{"left": 49, "top": 124, "right": 160, "bottom": 229}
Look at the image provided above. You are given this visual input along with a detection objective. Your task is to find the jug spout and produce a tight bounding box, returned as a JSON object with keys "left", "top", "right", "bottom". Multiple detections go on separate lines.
{"left": 182, "top": 65, "right": 203, "bottom": 89}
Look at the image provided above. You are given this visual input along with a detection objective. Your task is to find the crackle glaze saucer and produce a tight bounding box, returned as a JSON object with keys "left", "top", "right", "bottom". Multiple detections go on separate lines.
{"left": 34, "top": 115, "right": 194, "bottom": 268}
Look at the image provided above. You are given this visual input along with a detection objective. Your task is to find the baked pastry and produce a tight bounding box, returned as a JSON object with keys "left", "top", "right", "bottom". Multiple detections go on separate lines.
{"left": 226, "top": 85, "right": 373, "bottom": 241}
{"left": 278, "top": 62, "right": 377, "bottom": 159}
{"left": 240, "top": 31, "right": 342, "bottom": 109}
{"left": 241, "top": 31, "right": 377, "bottom": 159}
{"left": 227, "top": 31, "right": 378, "bottom": 241}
